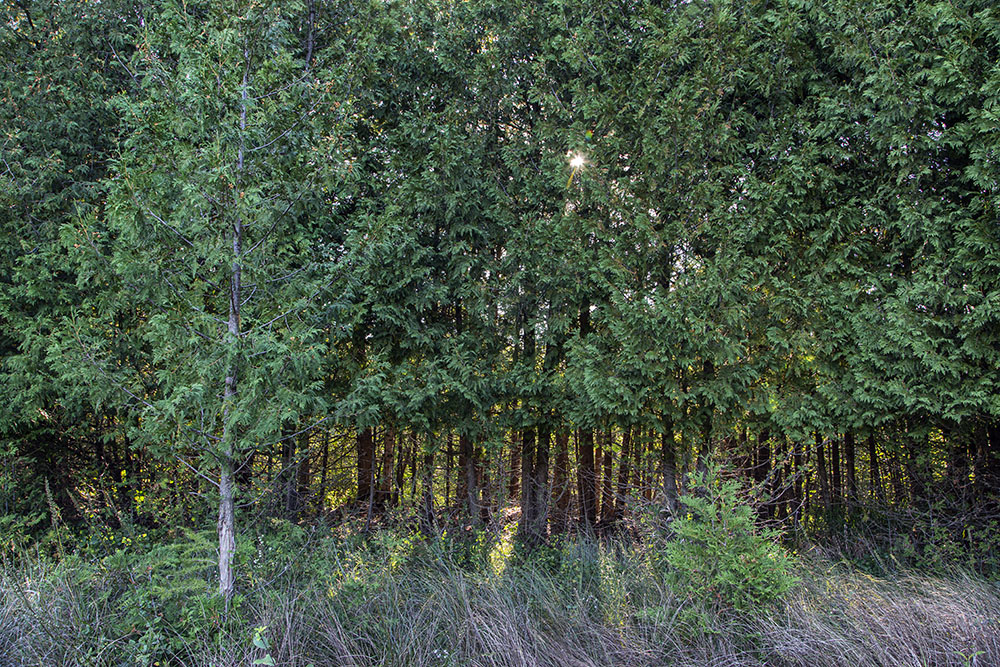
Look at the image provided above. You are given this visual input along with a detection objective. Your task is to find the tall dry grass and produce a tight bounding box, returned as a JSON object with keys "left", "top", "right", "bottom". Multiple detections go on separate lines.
{"left": 1, "top": 536, "right": 997, "bottom": 666}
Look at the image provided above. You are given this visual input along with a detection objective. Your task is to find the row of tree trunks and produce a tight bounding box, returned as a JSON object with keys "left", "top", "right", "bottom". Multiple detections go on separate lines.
{"left": 272, "top": 418, "right": 1000, "bottom": 542}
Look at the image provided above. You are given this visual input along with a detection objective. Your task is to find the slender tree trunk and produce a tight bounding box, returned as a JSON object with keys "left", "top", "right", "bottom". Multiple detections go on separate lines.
{"left": 419, "top": 446, "right": 435, "bottom": 536}
{"left": 508, "top": 425, "right": 521, "bottom": 501}
{"left": 279, "top": 432, "right": 295, "bottom": 515}
{"left": 599, "top": 429, "right": 614, "bottom": 528}
{"left": 357, "top": 426, "right": 374, "bottom": 504}
{"left": 793, "top": 439, "right": 803, "bottom": 526}
{"left": 868, "top": 433, "right": 882, "bottom": 502}
{"left": 614, "top": 426, "right": 632, "bottom": 521}
{"left": 695, "top": 363, "right": 714, "bottom": 478}
{"left": 661, "top": 419, "right": 679, "bottom": 519}
{"left": 816, "top": 432, "right": 831, "bottom": 514}
{"left": 410, "top": 433, "right": 418, "bottom": 501}
{"left": 576, "top": 301, "right": 597, "bottom": 529}
{"left": 831, "top": 432, "right": 842, "bottom": 508}
{"left": 577, "top": 427, "right": 597, "bottom": 529}
{"left": 638, "top": 427, "right": 652, "bottom": 501}
{"left": 757, "top": 430, "right": 772, "bottom": 519}
{"left": 594, "top": 438, "right": 603, "bottom": 520}
{"left": 479, "top": 443, "right": 492, "bottom": 525}
{"left": 844, "top": 430, "right": 856, "bottom": 511}
{"left": 551, "top": 431, "right": 570, "bottom": 535}
{"left": 773, "top": 436, "right": 786, "bottom": 521}
{"left": 218, "top": 52, "right": 248, "bottom": 605}
{"left": 529, "top": 424, "right": 550, "bottom": 543}
{"left": 378, "top": 424, "right": 395, "bottom": 509}
{"left": 394, "top": 430, "right": 407, "bottom": 507}
{"left": 518, "top": 424, "right": 537, "bottom": 541}
{"left": 445, "top": 432, "right": 453, "bottom": 508}
{"left": 317, "top": 428, "right": 330, "bottom": 511}
{"left": 460, "top": 434, "right": 481, "bottom": 526}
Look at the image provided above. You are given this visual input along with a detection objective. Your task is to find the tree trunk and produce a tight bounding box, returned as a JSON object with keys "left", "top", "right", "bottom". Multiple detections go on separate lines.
{"left": 756, "top": 430, "right": 772, "bottom": 519}
{"left": 394, "top": 430, "right": 408, "bottom": 507}
{"left": 868, "top": 433, "right": 882, "bottom": 502}
{"left": 614, "top": 426, "right": 632, "bottom": 521}
{"left": 844, "top": 430, "right": 856, "bottom": 510}
{"left": 816, "top": 432, "right": 831, "bottom": 514}
{"left": 218, "top": 53, "right": 248, "bottom": 605}
{"left": 518, "top": 424, "right": 537, "bottom": 542}
{"left": 317, "top": 427, "right": 330, "bottom": 511}
{"left": 445, "top": 432, "right": 453, "bottom": 508}
{"left": 551, "top": 431, "right": 570, "bottom": 535}
{"left": 460, "top": 434, "right": 481, "bottom": 526}
{"left": 377, "top": 424, "right": 395, "bottom": 509}
{"left": 529, "top": 423, "right": 550, "bottom": 543}
{"left": 357, "top": 426, "right": 374, "bottom": 504}
{"left": 577, "top": 427, "right": 597, "bottom": 529}
{"left": 419, "top": 446, "right": 435, "bottom": 536}
{"left": 661, "top": 419, "right": 679, "bottom": 519}
{"left": 792, "top": 439, "right": 803, "bottom": 526}
{"left": 831, "top": 432, "right": 842, "bottom": 508}
{"left": 773, "top": 436, "right": 786, "bottom": 521}
{"left": 508, "top": 425, "right": 521, "bottom": 501}
{"left": 599, "top": 429, "right": 615, "bottom": 528}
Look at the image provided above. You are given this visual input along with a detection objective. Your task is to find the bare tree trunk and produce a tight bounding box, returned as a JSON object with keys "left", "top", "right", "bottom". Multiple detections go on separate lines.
{"left": 445, "top": 431, "right": 453, "bottom": 508}
{"left": 295, "top": 430, "right": 311, "bottom": 514}
{"left": 845, "top": 430, "right": 856, "bottom": 511}
{"left": 317, "top": 427, "right": 330, "bottom": 511}
{"left": 410, "top": 433, "right": 418, "bottom": 501}
{"left": 831, "top": 432, "right": 842, "bottom": 509}
{"left": 419, "top": 446, "right": 435, "bottom": 536}
{"left": 460, "top": 434, "right": 481, "bottom": 526}
{"left": 756, "top": 430, "right": 772, "bottom": 520}
{"left": 551, "top": 431, "right": 570, "bottom": 535}
{"left": 518, "top": 424, "right": 537, "bottom": 541}
{"left": 599, "top": 429, "right": 614, "bottom": 529}
{"left": 773, "top": 436, "right": 786, "bottom": 521}
{"left": 281, "top": 432, "right": 297, "bottom": 515}
{"left": 528, "top": 424, "right": 550, "bottom": 544}
{"left": 816, "top": 432, "right": 831, "bottom": 514}
{"left": 218, "top": 50, "right": 248, "bottom": 606}
{"left": 661, "top": 419, "right": 679, "bottom": 520}
{"left": 394, "top": 430, "right": 408, "bottom": 507}
{"left": 868, "top": 432, "right": 882, "bottom": 502}
{"left": 613, "top": 426, "right": 632, "bottom": 521}
{"left": 577, "top": 427, "right": 597, "bottom": 529}
{"left": 378, "top": 424, "right": 395, "bottom": 508}
{"left": 793, "top": 439, "right": 803, "bottom": 527}
{"left": 357, "top": 426, "right": 374, "bottom": 504}
{"left": 508, "top": 423, "right": 521, "bottom": 501}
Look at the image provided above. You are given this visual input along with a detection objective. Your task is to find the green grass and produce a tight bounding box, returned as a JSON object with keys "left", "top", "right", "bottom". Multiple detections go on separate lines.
{"left": 1, "top": 526, "right": 998, "bottom": 666}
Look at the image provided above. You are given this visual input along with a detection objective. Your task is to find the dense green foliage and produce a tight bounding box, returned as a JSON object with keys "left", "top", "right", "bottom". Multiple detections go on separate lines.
{"left": 664, "top": 468, "right": 796, "bottom": 610}
{"left": 2, "top": 0, "right": 999, "bottom": 642}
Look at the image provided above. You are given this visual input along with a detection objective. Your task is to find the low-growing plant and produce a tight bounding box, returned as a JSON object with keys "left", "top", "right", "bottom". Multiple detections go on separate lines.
{"left": 664, "top": 465, "right": 797, "bottom": 611}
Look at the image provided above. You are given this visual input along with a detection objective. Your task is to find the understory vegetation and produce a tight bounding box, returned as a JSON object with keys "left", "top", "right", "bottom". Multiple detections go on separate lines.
{"left": 3, "top": 516, "right": 998, "bottom": 667}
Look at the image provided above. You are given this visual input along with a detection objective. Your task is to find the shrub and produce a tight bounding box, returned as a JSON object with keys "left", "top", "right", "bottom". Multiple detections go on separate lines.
{"left": 664, "top": 465, "right": 796, "bottom": 611}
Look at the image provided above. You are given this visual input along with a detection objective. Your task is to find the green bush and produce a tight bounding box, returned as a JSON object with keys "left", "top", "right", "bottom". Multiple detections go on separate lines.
{"left": 664, "top": 466, "right": 796, "bottom": 611}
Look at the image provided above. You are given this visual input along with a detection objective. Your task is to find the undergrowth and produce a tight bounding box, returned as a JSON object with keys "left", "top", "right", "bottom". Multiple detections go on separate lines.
{"left": 1, "top": 519, "right": 998, "bottom": 667}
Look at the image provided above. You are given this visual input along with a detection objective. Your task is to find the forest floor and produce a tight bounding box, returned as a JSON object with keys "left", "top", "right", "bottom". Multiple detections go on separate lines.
{"left": 1, "top": 521, "right": 998, "bottom": 667}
